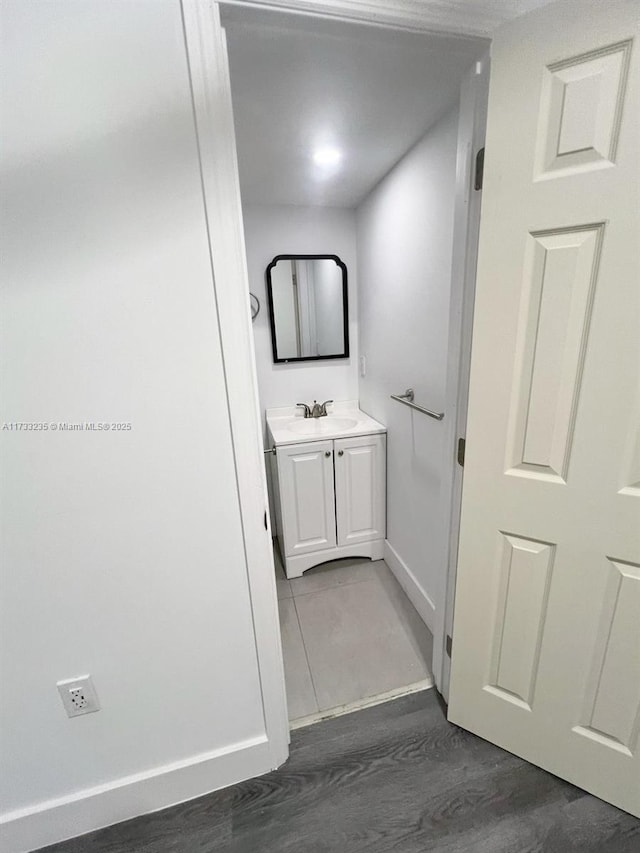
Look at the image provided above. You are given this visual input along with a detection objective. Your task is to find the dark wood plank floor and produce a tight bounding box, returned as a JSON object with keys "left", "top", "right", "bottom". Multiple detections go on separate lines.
{"left": 39, "top": 690, "right": 640, "bottom": 853}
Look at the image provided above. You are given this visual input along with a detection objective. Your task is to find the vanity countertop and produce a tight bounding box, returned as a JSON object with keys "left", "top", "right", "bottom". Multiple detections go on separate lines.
{"left": 266, "top": 400, "right": 386, "bottom": 446}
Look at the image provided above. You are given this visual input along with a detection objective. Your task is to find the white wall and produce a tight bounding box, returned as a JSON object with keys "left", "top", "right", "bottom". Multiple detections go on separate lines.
{"left": 0, "top": 2, "right": 277, "bottom": 850}
{"left": 357, "top": 105, "right": 460, "bottom": 628}
{"left": 243, "top": 204, "right": 358, "bottom": 418}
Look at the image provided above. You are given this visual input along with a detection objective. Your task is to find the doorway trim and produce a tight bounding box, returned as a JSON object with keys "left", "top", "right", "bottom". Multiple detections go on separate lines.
{"left": 435, "top": 56, "right": 490, "bottom": 700}
{"left": 183, "top": 0, "right": 493, "bottom": 766}
{"left": 182, "top": 0, "right": 290, "bottom": 768}
{"left": 220, "top": 0, "right": 505, "bottom": 37}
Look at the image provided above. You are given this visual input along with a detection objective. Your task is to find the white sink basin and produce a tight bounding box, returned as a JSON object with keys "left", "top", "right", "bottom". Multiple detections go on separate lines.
{"left": 287, "top": 416, "right": 358, "bottom": 436}
{"left": 266, "top": 402, "right": 385, "bottom": 447}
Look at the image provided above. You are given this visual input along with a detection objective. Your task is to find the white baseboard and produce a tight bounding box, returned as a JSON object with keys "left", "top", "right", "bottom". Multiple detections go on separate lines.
{"left": 1, "top": 735, "right": 275, "bottom": 853}
{"left": 384, "top": 540, "right": 436, "bottom": 633}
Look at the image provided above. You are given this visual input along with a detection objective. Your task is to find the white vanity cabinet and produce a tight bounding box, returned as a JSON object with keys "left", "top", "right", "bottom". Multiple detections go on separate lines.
{"left": 276, "top": 440, "right": 337, "bottom": 558}
{"left": 272, "top": 432, "right": 386, "bottom": 578}
{"left": 334, "top": 435, "right": 386, "bottom": 546}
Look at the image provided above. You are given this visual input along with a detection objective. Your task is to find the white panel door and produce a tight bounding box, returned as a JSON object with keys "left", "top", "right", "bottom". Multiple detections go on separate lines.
{"left": 449, "top": 0, "right": 640, "bottom": 817}
{"left": 277, "top": 441, "right": 336, "bottom": 557}
{"left": 335, "top": 434, "right": 386, "bottom": 546}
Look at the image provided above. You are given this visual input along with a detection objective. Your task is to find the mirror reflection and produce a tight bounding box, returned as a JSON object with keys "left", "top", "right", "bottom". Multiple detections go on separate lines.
{"left": 266, "top": 255, "right": 349, "bottom": 363}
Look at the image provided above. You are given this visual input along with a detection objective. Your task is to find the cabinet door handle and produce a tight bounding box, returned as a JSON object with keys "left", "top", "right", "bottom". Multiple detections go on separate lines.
{"left": 325, "top": 451, "right": 331, "bottom": 457}
{"left": 338, "top": 449, "right": 344, "bottom": 456}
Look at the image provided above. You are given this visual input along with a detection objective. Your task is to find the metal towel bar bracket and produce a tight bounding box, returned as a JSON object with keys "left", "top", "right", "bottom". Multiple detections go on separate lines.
{"left": 390, "top": 389, "right": 444, "bottom": 421}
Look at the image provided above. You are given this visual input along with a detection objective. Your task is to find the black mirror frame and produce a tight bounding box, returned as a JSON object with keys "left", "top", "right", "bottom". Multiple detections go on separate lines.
{"left": 265, "top": 254, "right": 349, "bottom": 364}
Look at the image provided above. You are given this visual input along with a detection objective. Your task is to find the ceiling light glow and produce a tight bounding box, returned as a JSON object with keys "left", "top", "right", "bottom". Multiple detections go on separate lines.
{"left": 313, "top": 146, "right": 342, "bottom": 167}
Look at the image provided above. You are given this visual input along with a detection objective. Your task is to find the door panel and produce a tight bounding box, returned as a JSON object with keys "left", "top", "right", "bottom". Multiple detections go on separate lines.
{"left": 449, "top": 0, "right": 639, "bottom": 817}
{"left": 276, "top": 441, "right": 336, "bottom": 557}
{"left": 534, "top": 39, "right": 632, "bottom": 178}
{"left": 507, "top": 224, "right": 603, "bottom": 482}
{"left": 487, "top": 533, "right": 554, "bottom": 710}
{"left": 577, "top": 558, "right": 640, "bottom": 754}
{"left": 334, "top": 434, "right": 386, "bottom": 546}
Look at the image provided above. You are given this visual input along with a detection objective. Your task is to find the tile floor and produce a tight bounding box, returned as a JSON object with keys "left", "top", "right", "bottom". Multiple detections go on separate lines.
{"left": 274, "top": 546, "right": 434, "bottom": 724}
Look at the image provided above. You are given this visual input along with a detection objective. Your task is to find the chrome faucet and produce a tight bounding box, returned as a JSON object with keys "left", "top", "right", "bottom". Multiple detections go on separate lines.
{"left": 311, "top": 399, "right": 333, "bottom": 418}
{"left": 296, "top": 400, "right": 333, "bottom": 418}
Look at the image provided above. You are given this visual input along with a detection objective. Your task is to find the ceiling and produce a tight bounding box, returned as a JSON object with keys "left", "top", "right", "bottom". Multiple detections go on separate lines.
{"left": 223, "top": 7, "right": 489, "bottom": 207}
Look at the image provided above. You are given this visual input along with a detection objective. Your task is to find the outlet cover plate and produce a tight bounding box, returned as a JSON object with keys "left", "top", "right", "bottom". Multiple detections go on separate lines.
{"left": 57, "top": 675, "right": 100, "bottom": 718}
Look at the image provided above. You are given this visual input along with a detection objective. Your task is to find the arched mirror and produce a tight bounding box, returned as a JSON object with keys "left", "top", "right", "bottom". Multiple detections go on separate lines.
{"left": 266, "top": 254, "right": 349, "bottom": 363}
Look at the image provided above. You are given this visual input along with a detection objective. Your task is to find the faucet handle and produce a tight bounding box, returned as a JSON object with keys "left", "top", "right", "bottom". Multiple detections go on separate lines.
{"left": 320, "top": 400, "right": 334, "bottom": 415}
{"left": 296, "top": 403, "right": 311, "bottom": 418}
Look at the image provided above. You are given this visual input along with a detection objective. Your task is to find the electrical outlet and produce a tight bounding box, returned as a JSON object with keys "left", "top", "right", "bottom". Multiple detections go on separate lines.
{"left": 57, "top": 675, "right": 100, "bottom": 718}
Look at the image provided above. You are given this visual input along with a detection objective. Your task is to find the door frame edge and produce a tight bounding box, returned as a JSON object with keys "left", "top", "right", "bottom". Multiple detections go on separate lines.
{"left": 181, "top": 0, "right": 290, "bottom": 768}
{"left": 433, "top": 53, "right": 490, "bottom": 701}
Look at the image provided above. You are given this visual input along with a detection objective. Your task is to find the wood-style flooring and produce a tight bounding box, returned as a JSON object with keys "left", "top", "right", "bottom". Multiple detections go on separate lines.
{"left": 39, "top": 690, "right": 640, "bottom": 853}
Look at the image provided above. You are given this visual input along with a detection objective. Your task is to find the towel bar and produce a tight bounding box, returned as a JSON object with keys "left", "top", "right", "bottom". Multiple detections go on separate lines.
{"left": 390, "top": 389, "right": 444, "bottom": 421}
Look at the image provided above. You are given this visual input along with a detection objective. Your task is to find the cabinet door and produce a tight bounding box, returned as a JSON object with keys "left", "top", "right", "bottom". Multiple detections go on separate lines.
{"left": 335, "top": 434, "right": 386, "bottom": 547}
{"left": 276, "top": 441, "right": 336, "bottom": 557}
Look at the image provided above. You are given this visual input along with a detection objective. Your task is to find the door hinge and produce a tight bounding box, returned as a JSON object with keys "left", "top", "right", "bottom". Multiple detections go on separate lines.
{"left": 264, "top": 511, "right": 268, "bottom": 531}
{"left": 446, "top": 634, "right": 453, "bottom": 657}
{"left": 457, "top": 437, "right": 466, "bottom": 467}
{"left": 474, "top": 147, "right": 485, "bottom": 191}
